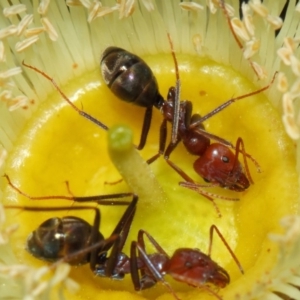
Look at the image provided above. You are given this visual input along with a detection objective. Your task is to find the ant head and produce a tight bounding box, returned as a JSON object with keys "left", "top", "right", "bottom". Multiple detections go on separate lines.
{"left": 193, "top": 143, "right": 250, "bottom": 191}
{"left": 166, "top": 248, "right": 230, "bottom": 288}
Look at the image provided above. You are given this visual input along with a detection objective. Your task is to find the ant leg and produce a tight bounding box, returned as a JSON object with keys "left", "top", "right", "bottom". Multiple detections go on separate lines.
{"left": 130, "top": 241, "right": 162, "bottom": 291}
{"left": 167, "top": 33, "right": 181, "bottom": 145}
{"left": 47, "top": 234, "right": 120, "bottom": 273}
{"left": 208, "top": 224, "right": 244, "bottom": 274}
{"left": 165, "top": 159, "right": 195, "bottom": 183}
{"left": 189, "top": 72, "right": 278, "bottom": 129}
{"left": 231, "top": 137, "right": 254, "bottom": 184}
{"left": 109, "top": 194, "right": 138, "bottom": 240}
{"left": 4, "top": 174, "right": 133, "bottom": 205}
{"left": 164, "top": 161, "right": 227, "bottom": 218}
{"left": 195, "top": 128, "right": 234, "bottom": 148}
{"left": 137, "top": 229, "right": 169, "bottom": 257}
{"left": 163, "top": 136, "right": 182, "bottom": 160}
{"left": 231, "top": 138, "right": 261, "bottom": 173}
{"left": 136, "top": 106, "right": 153, "bottom": 150}
{"left": 164, "top": 160, "right": 240, "bottom": 217}
{"left": 98, "top": 195, "right": 138, "bottom": 276}
{"left": 22, "top": 61, "right": 108, "bottom": 131}
{"left": 146, "top": 118, "right": 168, "bottom": 164}
{"left": 104, "top": 178, "right": 124, "bottom": 185}
{"left": 135, "top": 229, "right": 169, "bottom": 282}
{"left": 130, "top": 231, "right": 180, "bottom": 299}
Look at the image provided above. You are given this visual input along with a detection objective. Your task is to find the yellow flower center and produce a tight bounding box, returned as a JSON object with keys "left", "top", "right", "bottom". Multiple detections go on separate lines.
{"left": 3, "top": 52, "right": 299, "bottom": 300}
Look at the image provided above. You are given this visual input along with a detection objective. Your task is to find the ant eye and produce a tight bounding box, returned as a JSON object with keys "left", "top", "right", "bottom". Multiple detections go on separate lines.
{"left": 222, "top": 156, "right": 230, "bottom": 163}
{"left": 203, "top": 178, "right": 210, "bottom": 183}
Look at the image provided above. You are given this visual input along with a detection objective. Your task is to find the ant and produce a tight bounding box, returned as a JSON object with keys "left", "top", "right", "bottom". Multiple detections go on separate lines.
{"left": 5, "top": 190, "right": 243, "bottom": 299}
{"left": 100, "top": 34, "right": 276, "bottom": 214}
{"left": 129, "top": 225, "right": 244, "bottom": 300}
{"left": 4, "top": 173, "right": 138, "bottom": 276}
{"left": 22, "top": 30, "right": 276, "bottom": 216}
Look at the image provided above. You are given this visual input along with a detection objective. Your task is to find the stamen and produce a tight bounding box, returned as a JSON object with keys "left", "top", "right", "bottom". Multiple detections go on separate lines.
{"left": 87, "top": 1, "right": 102, "bottom": 23}
{"left": 282, "top": 114, "right": 300, "bottom": 140}
{"left": 266, "top": 14, "right": 283, "bottom": 30}
{"left": 243, "top": 39, "right": 260, "bottom": 59}
{"left": 282, "top": 92, "right": 294, "bottom": 116}
{"left": 251, "top": 61, "right": 267, "bottom": 79}
{"left": 38, "top": 0, "right": 51, "bottom": 15}
{"left": 119, "top": 0, "right": 135, "bottom": 19}
{"left": 290, "top": 78, "right": 300, "bottom": 98}
{"left": 192, "top": 34, "right": 202, "bottom": 54}
{"left": 24, "top": 27, "right": 45, "bottom": 38}
{"left": 0, "top": 25, "right": 17, "bottom": 39}
{"left": 0, "top": 146, "right": 7, "bottom": 169}
{"left": 66, "top": 0, "right": 82, "bottom": 6}
{"left": 0, "top": 68, "right": 22, "bottom": 79}
{"left": 242, "top": 3, "right": 255, "bottom": 37}
{"left": 277, "top": 47, "right": 292, "bottom": 65}
{"left": 17, "top": 14, "right": 33, "bottom": 36}
{"left": 95, "top": 6, "right": 119, "bottom": 19}
{"left": 249, "top": 1, "right": 268, "bottom": 17}
{"left": 277, "top": 72, "right": 289, "bottom": 93}
{"left": 0, "top": 41, "right": 5, "bottom": 62}
{"left": 231, "top": 18, "right": 251, "bottom": 42}
{"left": 141, "top": 0, "right": 155, "bottom": 12}
{"left": 41, "top": 17, "right": 58, "bottom": 41}
{"left": 290, "top": 55, "right": 300, "bottom": 77}
{"left": 15, "top": 36, "right": 39, "bottom": 52}
{"left": 179, "top": 2, "right": 204, "bottom": 12}
{"left": 8, "top": 95, "right": 29, "bottom": 111}
{"left": 3, "top": 4, "right": 26, "bottom": 17}
{"left": 207, "top": 0, "right": 218, "bottom": 14}
{"left": 79, "top": 0, "right": 91, "bottom": 8}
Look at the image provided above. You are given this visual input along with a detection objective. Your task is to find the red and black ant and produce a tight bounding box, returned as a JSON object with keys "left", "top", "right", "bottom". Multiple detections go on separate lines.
{"left": 99, "top": 38, "right": 274, "bottom": 210}
{"left": 129, "top": 225, "right": 244, "bottom": 300}
{"left": 4, "top": 173, "right": 137, "bottom": 277}
{"left": 21, "top": 17, "right": 276, "bottom": 216}
{"left": 4, "top": 176, "right": 243, "bottom": 299}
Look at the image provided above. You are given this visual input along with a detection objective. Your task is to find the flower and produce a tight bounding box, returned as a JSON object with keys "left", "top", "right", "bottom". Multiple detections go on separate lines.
{"left": 0, "top": 0, "right": 299, "bottom": 300}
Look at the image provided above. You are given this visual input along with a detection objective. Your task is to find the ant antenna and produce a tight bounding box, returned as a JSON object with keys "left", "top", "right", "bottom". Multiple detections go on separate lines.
{"left": 4, "top": 174, "right": 132, "bottom": 205}
{"left": 209, "top": 225, "right": 244, "bottom": 274}
{"left": 189, "top": 72, "right": 278, "bottom": 129}
{"left": 22, "top": 61, "right": 109, "bottom": 131}
{"left": 167, "top": 33, "right": 181, "bottom": 144}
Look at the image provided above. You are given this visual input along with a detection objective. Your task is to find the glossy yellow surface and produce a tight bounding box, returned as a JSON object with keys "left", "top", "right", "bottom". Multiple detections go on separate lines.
{"left": 2, "top": 53, "right": 299, "bottom": 299}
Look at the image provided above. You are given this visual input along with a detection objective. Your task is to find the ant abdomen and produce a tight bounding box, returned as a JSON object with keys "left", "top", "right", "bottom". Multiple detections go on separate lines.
{"left": 100, "top": 47, "right": 163, "bottom": 108}
{"left": 27, "top": 216, "right": 104, "bottom": 265}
